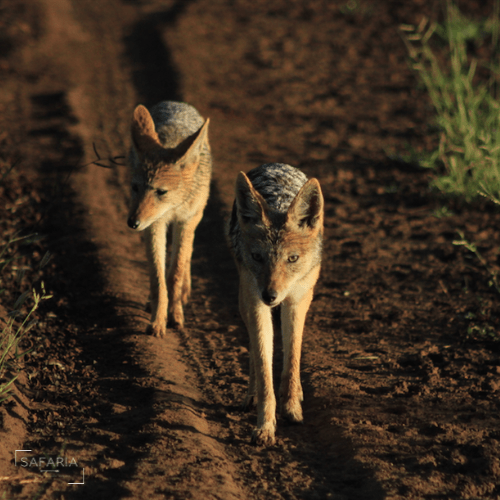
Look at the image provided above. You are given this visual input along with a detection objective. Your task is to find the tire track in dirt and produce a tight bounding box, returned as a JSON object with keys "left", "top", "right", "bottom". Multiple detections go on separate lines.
{"left": 3, "top": 0, "right": 250, "bottom": 498}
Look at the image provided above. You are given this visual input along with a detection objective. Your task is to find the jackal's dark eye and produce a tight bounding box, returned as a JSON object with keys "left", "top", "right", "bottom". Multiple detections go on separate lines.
{"left": 132, "top": 184, "right": 139, "bottom": 193}
{"left": 251, "top": 253, "right": 263, "bottom": 263}
{"left": 288, "top": 255, "right": 299, "bottom": 263}
{"left": 156, "top": 188, "right": 167, "bottom": 196}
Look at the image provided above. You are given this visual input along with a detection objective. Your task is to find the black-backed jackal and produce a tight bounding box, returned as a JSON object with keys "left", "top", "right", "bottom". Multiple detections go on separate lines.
{"left": 127, "top": 101, "right": 211, "bottom": 337}
{"left": 227, "top": 163, "right": 324, "bottom": 445}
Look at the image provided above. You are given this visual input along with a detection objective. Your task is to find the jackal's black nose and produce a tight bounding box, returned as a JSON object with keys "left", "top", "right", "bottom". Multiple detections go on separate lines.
{"left": 127, "top": 217, "right": 140, "bottom": 230}
{"left": 262, "top": 289, "right": 278, "bottom": 305}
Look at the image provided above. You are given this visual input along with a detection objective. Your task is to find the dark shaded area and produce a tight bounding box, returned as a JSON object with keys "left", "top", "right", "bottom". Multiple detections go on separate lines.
{"left": 123, "top": 0, "right": 197, "bottom": 106}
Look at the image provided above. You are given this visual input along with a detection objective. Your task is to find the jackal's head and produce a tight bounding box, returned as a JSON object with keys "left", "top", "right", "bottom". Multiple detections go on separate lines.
{"left": 235, "top": 172, "right": 324, "bottom": 306}
{"left": 127, "top": 105, "right": 209, "bottom": 231}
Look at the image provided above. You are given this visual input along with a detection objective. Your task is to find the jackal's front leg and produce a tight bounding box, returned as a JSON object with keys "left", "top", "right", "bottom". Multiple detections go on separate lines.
{"left": 239, "top": 270, "right": 276, "bottom": 446}
{"left": 167, "top": 211, "right": 203, "bottom": 329}
{"left": 279, "top": 287, "right": 314, "bottom": 423}
{"left": 145, "top": 220, "right": 168, "bottom": 337}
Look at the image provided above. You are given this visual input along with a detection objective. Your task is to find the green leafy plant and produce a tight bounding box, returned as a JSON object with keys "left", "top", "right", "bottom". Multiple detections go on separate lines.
{"left": 400, "top": 0, "right": 500, "bottom": 201}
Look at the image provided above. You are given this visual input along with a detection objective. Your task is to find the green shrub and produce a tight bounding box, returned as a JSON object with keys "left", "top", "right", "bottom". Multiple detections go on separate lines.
{"left": 400, "top": 0, "right": 500, "bottom": 202}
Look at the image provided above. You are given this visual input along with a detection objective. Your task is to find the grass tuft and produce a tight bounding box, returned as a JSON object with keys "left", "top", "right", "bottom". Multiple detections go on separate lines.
{"left": 400, "top": 0, "right": 500, "bottom": 202}
{"left": 0, "top": 283, "right": 52, "bottom": 403}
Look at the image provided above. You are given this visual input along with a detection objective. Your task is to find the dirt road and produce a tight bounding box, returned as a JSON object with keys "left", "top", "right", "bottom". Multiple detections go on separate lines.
{"left": 1, "top": 0, "right": 500, "bottom": 498}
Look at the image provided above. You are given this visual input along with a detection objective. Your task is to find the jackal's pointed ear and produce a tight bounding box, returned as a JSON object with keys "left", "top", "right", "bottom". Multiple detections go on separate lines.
{"left": 131, "top": 105, "right": 162, "bottom": 154}
{"left": 174, "top": 118, "right": 210, "bottom": 171}
{"left": 235, "top": 172, "right": 270, "bottom": 226}
{"left": 286, "top": 178, "right": 324, "bottom": 231}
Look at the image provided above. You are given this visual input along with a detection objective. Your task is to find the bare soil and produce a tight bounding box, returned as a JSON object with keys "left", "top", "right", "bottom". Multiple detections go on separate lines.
{"left": 1, "top": 0, "right": 500, "bottom": 498}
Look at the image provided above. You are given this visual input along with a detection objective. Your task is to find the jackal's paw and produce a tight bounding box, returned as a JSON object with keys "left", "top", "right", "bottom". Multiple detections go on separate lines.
{"left": 149, "top": 321, "right": 167, "bottom": 338}
{"left": 251, "top": 425, "right": 276, "bottom": 447}
{"left": 281, "top": 399, "right": 303, "bottom": 424}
